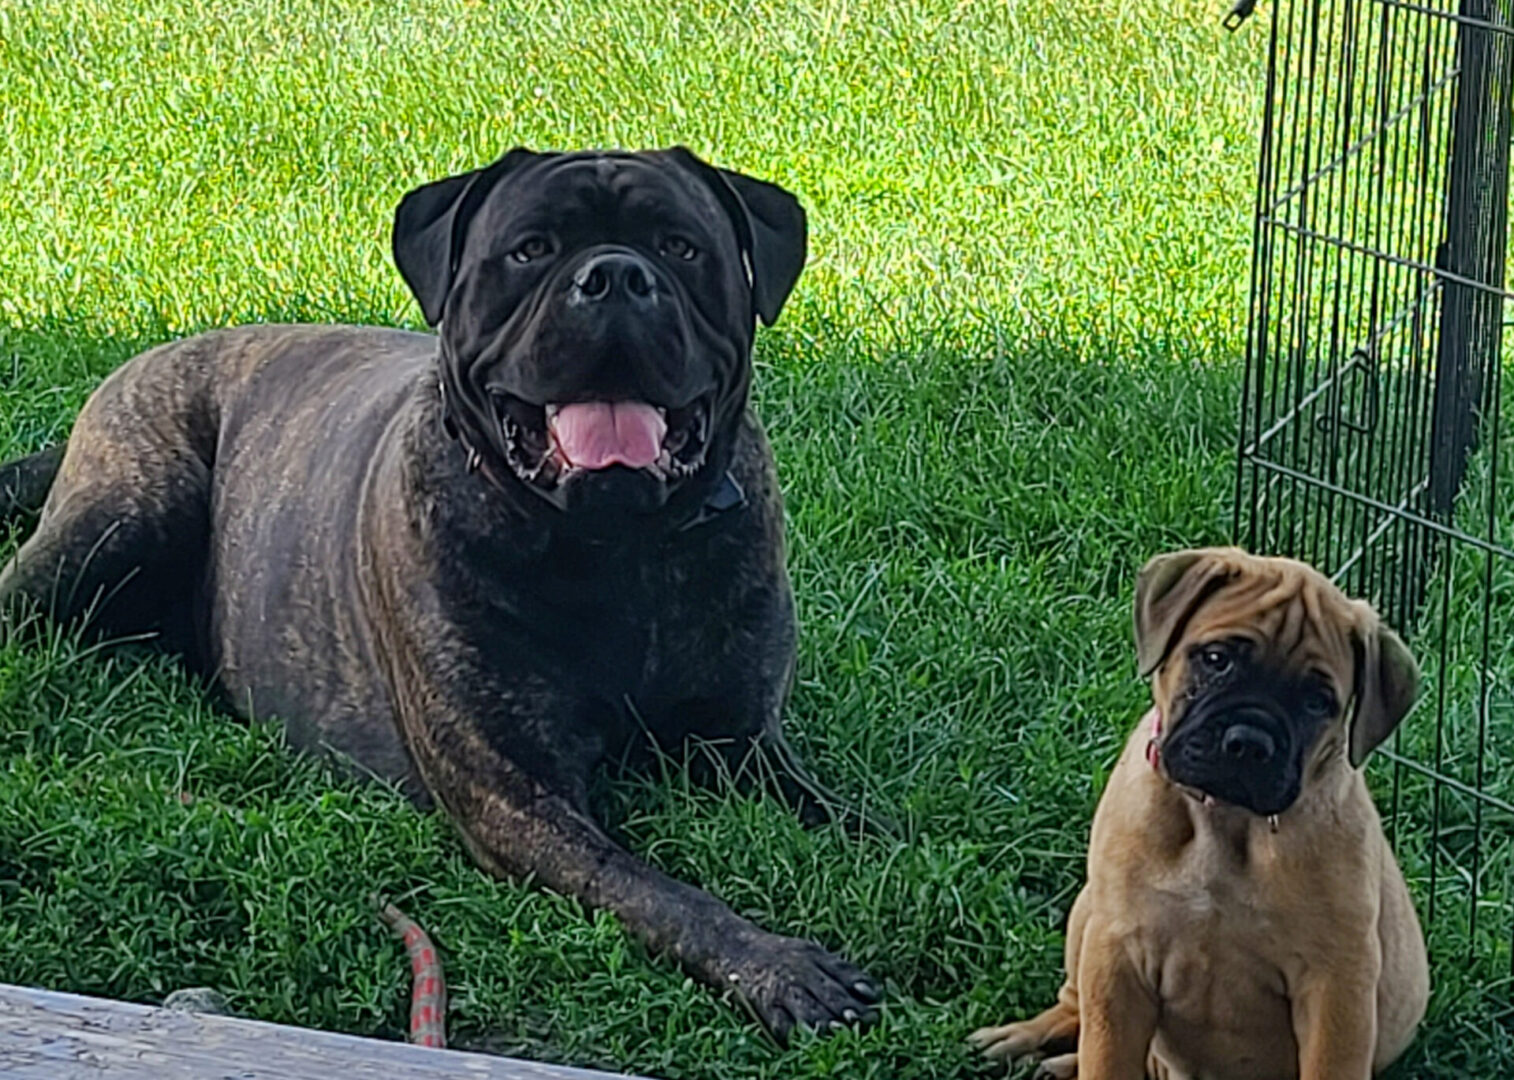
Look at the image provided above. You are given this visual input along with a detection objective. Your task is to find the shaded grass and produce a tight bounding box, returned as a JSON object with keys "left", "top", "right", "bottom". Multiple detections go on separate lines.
{"left": 0, "top": 0, "right": 1507, "bottom": 1077}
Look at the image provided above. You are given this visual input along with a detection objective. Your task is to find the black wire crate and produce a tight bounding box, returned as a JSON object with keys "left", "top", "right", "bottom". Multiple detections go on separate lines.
{"left": 1234, "top": 0, "right": 1514, "bottom": 1006}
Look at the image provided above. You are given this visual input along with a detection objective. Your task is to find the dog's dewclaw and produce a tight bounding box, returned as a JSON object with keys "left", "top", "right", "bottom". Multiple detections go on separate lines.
{"left": 377, "top": 899, "right": 447, "bottom": 1049}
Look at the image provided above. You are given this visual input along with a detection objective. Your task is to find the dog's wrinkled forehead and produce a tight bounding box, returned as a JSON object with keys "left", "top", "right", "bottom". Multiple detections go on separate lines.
{"left": 1135, "top": 550, "right": 1369, "bottom": 695}
{"left": 462, "top": 153, "right": 739, "bottom": 260}
{"left": 392, "top": 145, "right": 808, "bottom": 330}
{"left": 1178, "top": 560, "right": 1359, "bottom": 690}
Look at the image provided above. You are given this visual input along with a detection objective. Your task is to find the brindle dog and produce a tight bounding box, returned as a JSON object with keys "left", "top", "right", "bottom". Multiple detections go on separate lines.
{"left": 0, "top": 147, "right": 880, "bottom": 1040}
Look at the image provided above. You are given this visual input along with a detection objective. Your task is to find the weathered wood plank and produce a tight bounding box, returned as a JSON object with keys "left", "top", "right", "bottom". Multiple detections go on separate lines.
{"left": 0, "top": 984, "right": 651, "bottom": 1079}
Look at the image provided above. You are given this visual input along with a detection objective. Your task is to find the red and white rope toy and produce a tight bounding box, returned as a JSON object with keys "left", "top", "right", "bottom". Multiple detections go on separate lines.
{"left": 377, "top": 899, "right": 448, "bottom": 1049}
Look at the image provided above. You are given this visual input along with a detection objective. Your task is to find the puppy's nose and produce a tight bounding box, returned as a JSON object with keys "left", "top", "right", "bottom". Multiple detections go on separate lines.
{"left": 1221, "top": 723, "right": 1277, "bottom": 764}
{"left": 572, "top": 252, "right": 657, "bottom": 304}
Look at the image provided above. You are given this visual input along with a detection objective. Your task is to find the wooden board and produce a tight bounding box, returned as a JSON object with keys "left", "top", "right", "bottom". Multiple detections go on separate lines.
{"left": 0, "top": 984, "right": 650, "bottom": 1079}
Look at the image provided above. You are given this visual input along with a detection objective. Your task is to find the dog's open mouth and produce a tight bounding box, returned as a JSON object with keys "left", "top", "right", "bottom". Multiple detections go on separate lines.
{"left": 493, "top": 394, "right": 710, "bottom": 487}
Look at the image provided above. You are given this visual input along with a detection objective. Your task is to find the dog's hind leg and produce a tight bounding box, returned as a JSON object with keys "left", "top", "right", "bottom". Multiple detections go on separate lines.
{"left": 1033, "top": 1053, "right": 1079, "bottom": 1080}
{"left": 969, "top": 997, "right": 1080, "bottom": 1064}
{"left": 970, "top": 888, "right": 1089, "bottom": 1064}
{"left": 0, "top": 352, "right": 214, "bottom": 649}
{"left": 0, "top": 450, "right": 211, "bottom": 648}
{"left": 0, "top": 444, "right": 65, "bottom": 526}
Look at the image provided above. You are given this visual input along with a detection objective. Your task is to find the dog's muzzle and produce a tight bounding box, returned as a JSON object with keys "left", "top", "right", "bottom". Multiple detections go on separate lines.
{"left": 1159, "top": 697, "right": 1301, "bottom": 817}
{"left": 568, "top": 251, "right": 659, "bottom": 309}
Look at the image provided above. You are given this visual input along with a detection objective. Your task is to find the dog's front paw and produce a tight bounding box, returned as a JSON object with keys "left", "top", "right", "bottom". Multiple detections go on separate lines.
{"left": 721, "top": 932, "right": 880, "bottom": 1045}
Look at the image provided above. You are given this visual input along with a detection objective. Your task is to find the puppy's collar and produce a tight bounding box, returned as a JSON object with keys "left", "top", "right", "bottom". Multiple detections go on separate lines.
{"left": 436, "top": 377, "right": 746, "bottom": 533}
{"left": 1144, "top": 706, "right": 1163, "bottom": 771}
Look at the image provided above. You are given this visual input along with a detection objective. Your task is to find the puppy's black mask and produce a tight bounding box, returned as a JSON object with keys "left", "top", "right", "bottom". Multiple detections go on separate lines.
{"left": 390, "top": 147, "right": 807, "bottom": 520}
{"left": 1161, "top": 639, "right": 1339, "bottom": 817}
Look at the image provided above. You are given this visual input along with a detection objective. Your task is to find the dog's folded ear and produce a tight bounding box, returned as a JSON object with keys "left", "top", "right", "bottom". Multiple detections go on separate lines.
{"left": 718, "top": 168, "right": 808, "bottom": 326}
{"left": 665, "top": 148, "right": 808, "bottom": 326}
{"left": 392, "top": 148, "right": 542, "bottom": 326}
{"left": 1133, "top": 548, "right": 1240, "bottom": 676}
{"left": 1350, "top": 618, "right": 1420, "bottom": 767}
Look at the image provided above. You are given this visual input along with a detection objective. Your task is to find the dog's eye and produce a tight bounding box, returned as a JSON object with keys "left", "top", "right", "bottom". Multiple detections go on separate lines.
{"left": 1303, "top": 689, "right": 1337, "bottom": 718}
{"left": 660, "top": 236, "right": 697, "bottom": 261}
{"left": 1199, "top": 646, "right": 1232, "bottom": 675}
{"left": 512, "top": 237, "right": 551, "bottom": 263}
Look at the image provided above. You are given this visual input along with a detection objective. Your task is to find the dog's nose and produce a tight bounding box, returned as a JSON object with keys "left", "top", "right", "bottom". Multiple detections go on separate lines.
{"left": 1221, "top": 723, "right": 1277, "bottom": 764}
{"left": 572, "top": 252, "right": 657, "bottom": 304}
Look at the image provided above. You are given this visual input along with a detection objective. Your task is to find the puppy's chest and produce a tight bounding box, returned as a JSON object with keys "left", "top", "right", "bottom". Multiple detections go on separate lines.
{"left": 1142, "top": 885, "right": 1286, "bottom": 997}
{"left": 1126, "top": 859, "right": 1297, "bottom": 1051}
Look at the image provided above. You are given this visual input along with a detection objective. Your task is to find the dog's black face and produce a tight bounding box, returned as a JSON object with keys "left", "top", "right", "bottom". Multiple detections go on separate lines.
{"left": 1160, "top": 638, "right": 1339, "bottom": 817}
{"left": 391, "top": 148, "right": 807, "bottom": 517}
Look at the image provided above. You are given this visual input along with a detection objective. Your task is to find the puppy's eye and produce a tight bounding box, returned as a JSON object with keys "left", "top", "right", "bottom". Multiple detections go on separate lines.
{"left": 1303, "top": 690, "right": 1337, "bottom": 718}
{"left": 512, "top": 237, "right": 551, "bottom": 263}
{"left": 1198, "top": 646, "right": 1232, "bottom": 675}
{"left": 660, "top": 236, "right": 697, "bottom": 261}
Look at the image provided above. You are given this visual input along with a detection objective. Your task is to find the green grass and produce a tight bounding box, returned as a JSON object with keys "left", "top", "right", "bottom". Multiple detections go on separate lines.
{"left": 0, "top": 0, "right": 1507, "bottom": 1076}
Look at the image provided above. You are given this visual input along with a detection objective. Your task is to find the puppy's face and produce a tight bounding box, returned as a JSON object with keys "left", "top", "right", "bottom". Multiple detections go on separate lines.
{"left": 1135, "top": 548, "right": 1419, "bottom": 817}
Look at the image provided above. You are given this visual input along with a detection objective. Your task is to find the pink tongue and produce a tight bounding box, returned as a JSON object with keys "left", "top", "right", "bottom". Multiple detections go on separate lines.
{"left": 549, "top": 402, "right": 667, "bottom": 470}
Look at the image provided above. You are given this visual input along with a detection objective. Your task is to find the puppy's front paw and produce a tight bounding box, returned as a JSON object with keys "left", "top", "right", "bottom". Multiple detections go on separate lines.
{"left": 722, "top": 932, "right": 880, "bottom": 1045}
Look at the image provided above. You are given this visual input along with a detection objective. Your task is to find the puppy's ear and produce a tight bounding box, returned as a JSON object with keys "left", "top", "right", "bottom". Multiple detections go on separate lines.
{"left": 1350, "top": 617, "right": 1420, "bottom": 767}
{"left": 1133, "top": 549, "right": 1237, "bottom": 676}
{"left": 665, "top": 147, "right": 808, "bottom": 325}
{"left": 392, "top": 148, "right": 541, "bottom": 325}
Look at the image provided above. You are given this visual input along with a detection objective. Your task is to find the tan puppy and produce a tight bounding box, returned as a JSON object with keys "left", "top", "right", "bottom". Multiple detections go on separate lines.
{"left": 971, "top": 548, "right": 1429, "bottom": 1080}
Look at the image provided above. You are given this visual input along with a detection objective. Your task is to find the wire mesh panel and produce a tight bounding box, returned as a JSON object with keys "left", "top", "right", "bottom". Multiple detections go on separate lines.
{"left": 1234, "top": 0, "right": 1514, "bottom": 1005}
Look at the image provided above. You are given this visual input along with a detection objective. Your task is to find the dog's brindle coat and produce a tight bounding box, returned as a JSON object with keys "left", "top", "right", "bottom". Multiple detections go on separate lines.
{"left": 0, "top": 147, "right": 879, "bottom": 1040}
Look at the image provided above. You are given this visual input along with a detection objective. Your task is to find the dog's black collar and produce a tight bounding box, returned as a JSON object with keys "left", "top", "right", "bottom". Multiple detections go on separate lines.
{"left": 677, "top": 469, "right": 746, "bottom": 531}
{"left": 437, "top": 376, "right": 746, "bottom": 533}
